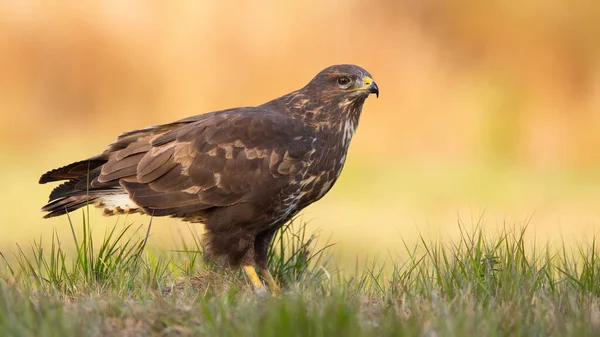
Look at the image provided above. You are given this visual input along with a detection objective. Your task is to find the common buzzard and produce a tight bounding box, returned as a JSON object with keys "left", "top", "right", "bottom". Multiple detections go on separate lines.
{"left": 40, "top": 64, "right": 379, "bottom": 292}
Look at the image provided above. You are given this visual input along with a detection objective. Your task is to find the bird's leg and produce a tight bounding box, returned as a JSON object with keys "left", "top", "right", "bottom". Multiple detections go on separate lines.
{"left": 239, "top": 238, "right": 267, "bottom": 294}
{"left": 259, "top": 267, "right": 281, "bottom": 292}
{"left": 254, "top": 227, "right": 281, "bottom": 293}
{"left": 242, "top": 265, "right": 265, "bottom": 293}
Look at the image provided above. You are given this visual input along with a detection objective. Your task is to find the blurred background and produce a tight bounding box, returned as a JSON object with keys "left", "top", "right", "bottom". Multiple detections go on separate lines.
{"left": 1, "top": 1, "right": 599, "bottom": 264}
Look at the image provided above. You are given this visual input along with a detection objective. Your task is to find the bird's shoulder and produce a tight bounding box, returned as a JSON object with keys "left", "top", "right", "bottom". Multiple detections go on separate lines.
{"left": 155, "top": 106, "right": 315, "bottom": 154}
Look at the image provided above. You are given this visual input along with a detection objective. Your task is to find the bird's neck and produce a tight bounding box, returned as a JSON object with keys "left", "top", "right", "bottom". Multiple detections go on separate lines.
{"left": 279, "top": 91, "right": 364, "bottom": 140}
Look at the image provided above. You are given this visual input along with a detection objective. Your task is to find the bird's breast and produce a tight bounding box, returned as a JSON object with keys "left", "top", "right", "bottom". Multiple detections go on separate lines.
{"left": 284, "top": 145, "right": 351, "bottom": 211}
{"left": 273, "top": 119, "right": 358, "bottom": 218}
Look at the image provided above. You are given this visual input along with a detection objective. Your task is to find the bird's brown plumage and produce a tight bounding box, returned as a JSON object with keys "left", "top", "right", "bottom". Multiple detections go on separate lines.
{"left": 40, "top": 64, "right": 378, "bottom": 288}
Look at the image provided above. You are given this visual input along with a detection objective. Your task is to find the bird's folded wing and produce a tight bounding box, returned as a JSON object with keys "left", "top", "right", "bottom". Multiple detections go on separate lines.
{"left": 95, "top": 109, "right": 314, "bottom": 217}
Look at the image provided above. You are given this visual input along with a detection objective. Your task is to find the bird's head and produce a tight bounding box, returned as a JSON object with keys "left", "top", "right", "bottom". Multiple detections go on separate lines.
{"left": 290, "top": 64, "right": 378, "bottom": 127}
{"left": 266, "top": 64, "right": 378, "bottom": 128}
{"left": 306, "top": 64, "right": 379, "bottom": 101}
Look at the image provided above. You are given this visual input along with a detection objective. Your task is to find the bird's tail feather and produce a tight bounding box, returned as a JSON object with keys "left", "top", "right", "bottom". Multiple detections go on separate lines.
{"left": 39, "top": 159, "right": 106, "bottom": 184}
{"left": 41, "top": 193, "right": 101, "bottom": 218}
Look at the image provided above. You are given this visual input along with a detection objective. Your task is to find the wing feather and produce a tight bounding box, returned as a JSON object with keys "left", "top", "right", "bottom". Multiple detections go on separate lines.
{"left": 147, "top": 165, "right": 190, "bottom": 191}
{"left": 137, "top": 147, "right": 176, "bottom": 182}
{"left": 99, "top": 153, "right": 145, "bottom": 182}
{"left": 114, "top": 141, "right": 152, "bottom": 160}
{"left": 89, "top": 108, "right": 314, "bottom": 219}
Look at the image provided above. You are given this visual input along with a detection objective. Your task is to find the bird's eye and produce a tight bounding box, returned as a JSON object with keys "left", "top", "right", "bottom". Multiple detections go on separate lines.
{"left": 337, "top": 76, "right": 351, "bottom": 86}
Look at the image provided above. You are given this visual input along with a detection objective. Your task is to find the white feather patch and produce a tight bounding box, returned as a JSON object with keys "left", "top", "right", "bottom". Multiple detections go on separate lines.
{"left": 96, "top": 194, "right": 140, "bottom": 215}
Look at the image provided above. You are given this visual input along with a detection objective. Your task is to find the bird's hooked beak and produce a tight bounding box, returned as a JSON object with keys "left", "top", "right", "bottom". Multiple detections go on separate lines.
{"left": 362, "top": 76, "right": 379, "bottom": 98}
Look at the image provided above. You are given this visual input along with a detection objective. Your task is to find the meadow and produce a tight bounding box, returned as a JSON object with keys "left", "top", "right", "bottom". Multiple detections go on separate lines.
{"left": 2, "top": 212, "right": 600, "bottom": 336}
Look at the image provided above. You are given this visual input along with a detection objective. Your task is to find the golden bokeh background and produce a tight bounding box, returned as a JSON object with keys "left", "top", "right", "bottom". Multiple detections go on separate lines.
{"left": 1, "top": 1, "right": 599, "bottom": 262}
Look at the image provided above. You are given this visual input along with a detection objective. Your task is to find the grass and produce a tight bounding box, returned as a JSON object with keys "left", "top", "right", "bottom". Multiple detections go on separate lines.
{"left": 1, "top": 213, "right": 600, "bottom": 336}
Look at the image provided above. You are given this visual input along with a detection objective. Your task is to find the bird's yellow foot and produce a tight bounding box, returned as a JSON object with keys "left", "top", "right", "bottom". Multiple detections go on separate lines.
{"left": 260, "top": 268, "right": 281, "bottom": 294}
{"left": 243, "top": 265, "right": 266, "bottom": 295}
{"left": 243, "top": 265, "right": 281, "bottom": 295}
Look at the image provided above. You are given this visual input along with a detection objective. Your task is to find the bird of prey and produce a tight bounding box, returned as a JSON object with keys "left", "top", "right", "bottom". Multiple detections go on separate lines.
{"left": 39, "top": 64, "right": 379, "bottom": 293}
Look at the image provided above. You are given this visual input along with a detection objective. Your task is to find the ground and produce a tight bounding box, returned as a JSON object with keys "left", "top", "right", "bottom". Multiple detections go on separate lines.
{"left": 1, "top": 214, "right": 600, "bottom": 337}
